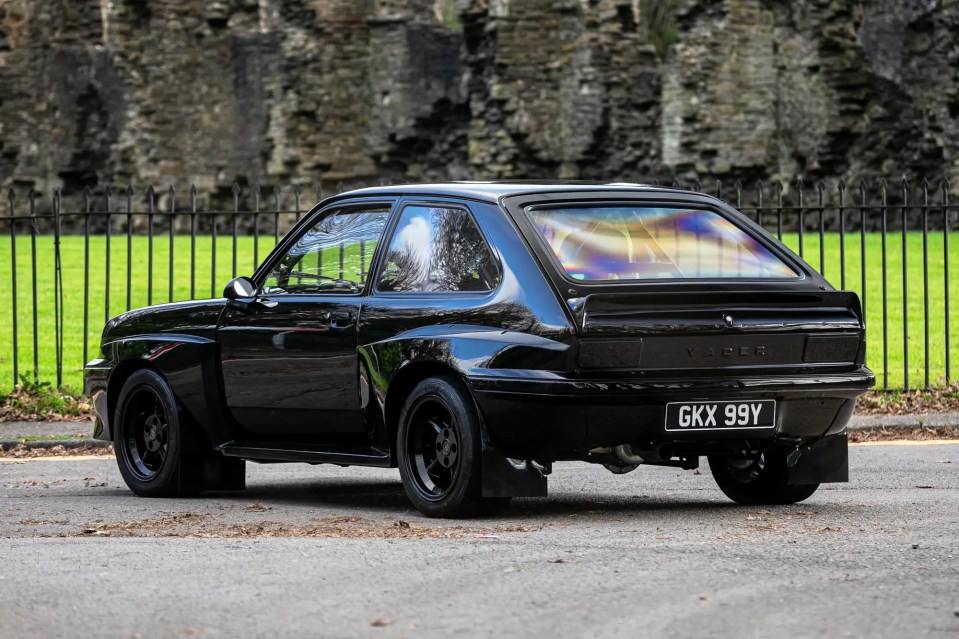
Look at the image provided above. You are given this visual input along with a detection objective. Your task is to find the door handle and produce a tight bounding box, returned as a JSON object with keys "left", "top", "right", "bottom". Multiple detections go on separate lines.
{"left": 329, "top": 310, "right": 354, "bottom": 327}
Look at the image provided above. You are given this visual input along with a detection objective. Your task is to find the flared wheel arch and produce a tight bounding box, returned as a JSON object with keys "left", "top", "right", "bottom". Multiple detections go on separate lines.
{"left": 382, "top": 362, "right": 476, "bottom": 467}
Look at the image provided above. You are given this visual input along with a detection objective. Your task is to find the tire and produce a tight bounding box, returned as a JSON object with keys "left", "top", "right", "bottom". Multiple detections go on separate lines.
{"left": 397, "top": 376, "right": 486, "bottom": 518}
{"left": 708, "top": 451, "right": 820, "bottom": 506}
{"left": 113, "top": 369, "right": 205, "bottom": 497}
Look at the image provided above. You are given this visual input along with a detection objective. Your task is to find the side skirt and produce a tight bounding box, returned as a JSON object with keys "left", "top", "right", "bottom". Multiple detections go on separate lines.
{"left": 219, "top": 442, "right": 393, "bottom": 467}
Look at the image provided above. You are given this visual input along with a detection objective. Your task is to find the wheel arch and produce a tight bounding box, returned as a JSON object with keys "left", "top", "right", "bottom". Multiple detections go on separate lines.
{"left": 383, "top": 361, "right": 468, "bottom": 460}
{"left": 99, "top": 335, "right": 229, "bottom": 447}
{"left": 107, "top": 359, "right": 161, "bottom": 431}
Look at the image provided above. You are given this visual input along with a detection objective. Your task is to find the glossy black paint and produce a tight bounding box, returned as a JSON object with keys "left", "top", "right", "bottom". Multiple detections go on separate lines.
{"left": 85, "top": 182, "right": 875, "bottom": 497}
{"left": 218, "top": 296, "right": 365, "bottom": 436}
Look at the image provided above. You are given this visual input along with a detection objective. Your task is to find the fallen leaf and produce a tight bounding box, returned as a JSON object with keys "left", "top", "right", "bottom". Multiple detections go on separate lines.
{"left": 370, "top": 619, "right": 392, "bottom": 628}
{"left": 244, "top": 503, "right": 271, "bottom": 513}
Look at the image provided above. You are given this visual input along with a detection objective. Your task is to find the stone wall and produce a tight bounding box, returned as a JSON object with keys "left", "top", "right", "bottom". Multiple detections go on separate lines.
{"left": 1, "top": 0, "right": 957, "bottom": 200}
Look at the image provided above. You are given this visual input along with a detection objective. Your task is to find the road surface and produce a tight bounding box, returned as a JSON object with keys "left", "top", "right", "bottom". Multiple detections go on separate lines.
{"left": 1, "top": 442, "right": 957, "bottom": 638}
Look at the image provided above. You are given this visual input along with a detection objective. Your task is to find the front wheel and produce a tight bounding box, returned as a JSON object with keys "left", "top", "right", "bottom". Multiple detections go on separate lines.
{"left": 113, "top": 369, "right": 205, "bottom": 497}
{"left": 708, "top": 451, "right": 819, "bottom": 505}
{"left": 397, "top": 376, "right": 486, "bottom": 518}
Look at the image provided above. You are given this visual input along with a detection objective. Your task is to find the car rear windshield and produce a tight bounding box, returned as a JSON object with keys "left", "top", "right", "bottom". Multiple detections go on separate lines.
{"left": 526, "top": 206, "right": 798, "bottom": 280}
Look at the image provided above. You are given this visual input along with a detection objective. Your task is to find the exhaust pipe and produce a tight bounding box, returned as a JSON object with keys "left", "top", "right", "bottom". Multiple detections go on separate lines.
{"left": 614, "top": 443, "right": 674, "bottom": 465}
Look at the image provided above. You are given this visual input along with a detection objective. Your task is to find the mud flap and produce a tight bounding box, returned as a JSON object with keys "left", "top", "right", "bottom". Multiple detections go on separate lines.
{"left": 480, "top": 434, "right": 548, "bottom": 498}
{"left": 785, "top": 432, "right": 848, "bottom": 485}
{"left": 203, "top": 454, "right": 247, "bottom": 491}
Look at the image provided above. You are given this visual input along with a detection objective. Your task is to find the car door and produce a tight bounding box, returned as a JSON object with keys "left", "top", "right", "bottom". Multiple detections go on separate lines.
{"left": 217, "top": 203, "right": 393, "bottom": 438}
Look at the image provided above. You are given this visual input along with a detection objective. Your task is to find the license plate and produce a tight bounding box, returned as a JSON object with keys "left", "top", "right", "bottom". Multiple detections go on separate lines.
{"left": 664, "top": 400, "right": 776, "bottom": 431}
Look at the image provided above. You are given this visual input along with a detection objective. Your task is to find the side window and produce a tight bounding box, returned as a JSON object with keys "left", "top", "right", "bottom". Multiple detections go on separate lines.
{"left": 378, "top": 205, "right": 500, "bottom": 293}
{"left": 263, "top": 207, "right": 390, "bottom": 294}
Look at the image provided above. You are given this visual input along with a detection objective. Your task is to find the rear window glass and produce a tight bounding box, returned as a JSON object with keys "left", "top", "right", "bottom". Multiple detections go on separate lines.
{"left": 526, "top": 206, "right": 798, "bottom": 280}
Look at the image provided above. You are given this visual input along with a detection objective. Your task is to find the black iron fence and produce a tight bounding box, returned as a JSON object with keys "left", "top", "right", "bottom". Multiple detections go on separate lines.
{"left": 0, "top": 178, "right": 955, "bottom": 393}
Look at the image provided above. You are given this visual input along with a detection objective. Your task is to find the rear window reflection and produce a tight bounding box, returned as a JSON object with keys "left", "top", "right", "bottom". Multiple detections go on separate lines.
{"left": 526, "top": 206, "right": 798, "bottom": 280}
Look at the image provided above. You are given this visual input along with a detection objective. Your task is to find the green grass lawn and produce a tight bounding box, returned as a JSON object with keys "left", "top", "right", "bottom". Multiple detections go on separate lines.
{"left": 0, "top": 231, "right": 957, "bottom": 392}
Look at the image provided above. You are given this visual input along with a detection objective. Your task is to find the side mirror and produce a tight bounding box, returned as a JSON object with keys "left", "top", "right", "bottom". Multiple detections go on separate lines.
{"left": 223, "top": 276, "right": 257, "bottom": 300}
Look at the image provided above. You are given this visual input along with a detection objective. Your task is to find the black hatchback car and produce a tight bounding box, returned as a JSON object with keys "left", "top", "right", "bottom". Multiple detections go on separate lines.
{"left": 85, "top": 182, "right": 874, "bottom": 517}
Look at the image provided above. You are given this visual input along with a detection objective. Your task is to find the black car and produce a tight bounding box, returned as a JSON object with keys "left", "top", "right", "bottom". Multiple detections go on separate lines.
{"left": 85, "top": 182, "right": 874, "bottom": 517}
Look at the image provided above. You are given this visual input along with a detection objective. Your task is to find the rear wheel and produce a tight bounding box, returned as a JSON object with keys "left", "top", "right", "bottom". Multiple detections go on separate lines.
{"left": 708, "top": 451, "right": 819, "bottom": 505}
{"left": 397, "top": 376, "right": 487, "bottom": 518}
{"left": 113, "top": 369, "right": 205, "bottom": 497}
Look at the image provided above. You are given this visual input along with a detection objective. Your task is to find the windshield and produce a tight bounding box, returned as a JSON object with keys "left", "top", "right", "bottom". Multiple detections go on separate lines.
{"left": 526, "top": 206, "right": 798, "bottom": 280}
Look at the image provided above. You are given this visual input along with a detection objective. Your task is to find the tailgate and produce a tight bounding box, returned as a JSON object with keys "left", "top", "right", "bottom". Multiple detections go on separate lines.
{"left": 573, "top": 290, "right": 865, "bottom": 372}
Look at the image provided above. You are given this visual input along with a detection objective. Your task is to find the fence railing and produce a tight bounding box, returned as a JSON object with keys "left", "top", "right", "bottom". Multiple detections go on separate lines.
{"left": 0, "top": 178, "right": 955, "bottom": 393}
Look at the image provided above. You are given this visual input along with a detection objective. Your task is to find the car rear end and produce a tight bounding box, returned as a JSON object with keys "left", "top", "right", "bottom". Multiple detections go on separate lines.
{"left": 479, "top": 187, "right": 873, "bottom": 499}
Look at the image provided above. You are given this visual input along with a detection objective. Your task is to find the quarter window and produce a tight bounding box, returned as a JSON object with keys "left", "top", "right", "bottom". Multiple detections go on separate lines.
{"left": 263, "top": 207, "right": 390, "bottom": 294}
{"left": 378, "top": 205, "right": 500, "bottom": 293}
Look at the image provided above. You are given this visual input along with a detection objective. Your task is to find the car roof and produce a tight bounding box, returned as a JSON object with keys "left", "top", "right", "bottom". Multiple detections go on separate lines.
{"left": 323, "top": 181, "right": 699, "bottom": 205}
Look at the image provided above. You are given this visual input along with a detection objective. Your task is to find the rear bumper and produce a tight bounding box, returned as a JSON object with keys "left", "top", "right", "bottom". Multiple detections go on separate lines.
{"left": 467, "top": 368, "right": 874, "bottom": 454}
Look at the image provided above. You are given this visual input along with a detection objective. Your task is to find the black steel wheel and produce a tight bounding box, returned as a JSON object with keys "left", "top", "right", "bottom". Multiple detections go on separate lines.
{"left": 708, "top": 451, "right": 819, "bottom": 506}
{"left": 114, "top": 369, "right": 204, "bottom": 497}
{"left": 122, "top": 385, "right": 169, "bottom": 481}
{"left": 397, "top": 376, "right": 485, "bottom": 518}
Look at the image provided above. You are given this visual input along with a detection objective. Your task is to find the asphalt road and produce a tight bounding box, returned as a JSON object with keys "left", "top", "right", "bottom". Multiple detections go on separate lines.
{"left": 1, "top": 443, "right": 957, "bottom": 639}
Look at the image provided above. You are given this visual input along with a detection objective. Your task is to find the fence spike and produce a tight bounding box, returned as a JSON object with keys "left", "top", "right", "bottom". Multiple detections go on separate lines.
{"left": 837, "top": 178, "right": 846, "bottom": 192}
{"left": 315, "top": 185, "right": 323, "bottom": 202}
{"left": 7, "top": 188, "right": 15, "bottom": 205}
{"left": 231, "top": 181, "right": 241, "bottom": 197}
{"left": 939, "top": 177, "right": 951, "bottom": 195}
{"left": 189, "top": 183, "right": 197, "bottom": 199}
{"left": 715, "top": 179, "right": 722, "bottom": 199}
{"left": 877, "top": 177, "right": 888, "bottom": 197}
{"left": 816, "top": 179, "right": 826, "bottom": 193}
{"left": 900, "top": 176, "right": 909, "bottom": 191}
{"left": 83, "top": 185, "right": 92, "bottom": 207}
{"left": 751, "top": 180, "right": 762, "bottom": 208}
{"left": 692, "top": 178, "right": 702, "bottom": 192}
{"left": 125, "top": 184, "right": 135, "bottom": 198}
{"left": 733, "top": 179, "right": 743, "bottom": 191}
{"left": 336, "top": 181, "right": 345, "bottom": 194}
{"left": 28, "top": 187, "right": 37, "bottom": 208}
{"left": 672, "top": 177, "right": 682, "bottom": 189}
{"left": 920, "top": 177, "right": 930, "bottom": 190}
